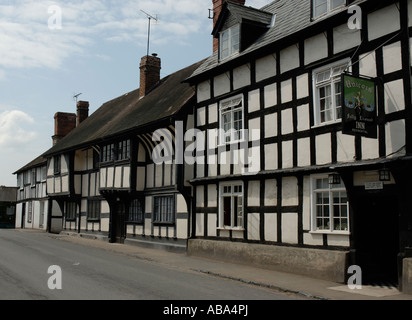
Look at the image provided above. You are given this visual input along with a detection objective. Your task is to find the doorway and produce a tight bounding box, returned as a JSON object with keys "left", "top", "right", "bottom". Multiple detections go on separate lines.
{"left": 21, "top": 203, "right": 26, "bottom": 229}
{"left": 353, "top": 194, "right": 399, "bottom": 284}
{"left": 111, "top": 202, "right": 126, "bottom": 244}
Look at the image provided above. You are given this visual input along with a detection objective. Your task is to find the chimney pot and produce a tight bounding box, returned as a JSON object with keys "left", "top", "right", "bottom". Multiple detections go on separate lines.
{"left": 77, "top": 100, "right": 89, "bottom": 126}
{"left": 139, "top": 54, "right": 161, "bottom": 98}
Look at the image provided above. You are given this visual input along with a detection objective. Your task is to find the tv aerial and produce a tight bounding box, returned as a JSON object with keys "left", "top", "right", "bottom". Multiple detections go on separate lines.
{"left": 141, "top": 10, "right": 158, "bottom": 57}
{"left": 73, "top": 93, "right": 82, "bottom": 103}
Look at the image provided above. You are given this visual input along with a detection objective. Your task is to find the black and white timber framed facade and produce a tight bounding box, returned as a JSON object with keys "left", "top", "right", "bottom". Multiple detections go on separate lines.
{"left": 185, "top": 0, "right": 412, "bottom": 287}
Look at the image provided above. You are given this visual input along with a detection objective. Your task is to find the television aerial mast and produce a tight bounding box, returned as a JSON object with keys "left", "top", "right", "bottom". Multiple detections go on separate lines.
{"left": 140, "top": 10, "right": 158, "bottom": 57}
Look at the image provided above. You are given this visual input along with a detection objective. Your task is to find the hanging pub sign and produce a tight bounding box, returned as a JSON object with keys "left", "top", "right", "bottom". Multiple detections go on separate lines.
{"left": 341, "top": 74, "right": 377, "bottom": 139}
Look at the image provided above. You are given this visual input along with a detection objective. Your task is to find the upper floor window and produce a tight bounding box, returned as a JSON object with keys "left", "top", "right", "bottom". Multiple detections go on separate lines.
{"left": 219, "top": 95, "right": 244, "bottom": 145}
{"left": 101, "top": 140, "right": 130, "bottom": 163}
{"left": 312, "top": 0, "right": 346, "bottom": 19}
{"left": 53, "top": 155, "right": 61, "bottom": 175}
{"left": 220, "top": 24, "right": 240, "bottom": 60}
{"left": 313, "top": 60, "right": 348, "bottom": 126}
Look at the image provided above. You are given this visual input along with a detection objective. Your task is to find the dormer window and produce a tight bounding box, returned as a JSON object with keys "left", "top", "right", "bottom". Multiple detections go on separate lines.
{"left": 220, "top": 24, "right": 240, "bottom": 60}
{"left": 312, "top": 0, "right": 346, "bottom": 19}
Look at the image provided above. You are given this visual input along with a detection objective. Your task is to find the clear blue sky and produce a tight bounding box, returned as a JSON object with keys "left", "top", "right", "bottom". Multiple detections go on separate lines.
{"left": 0, "top": 0, "right": 268, "bottom": 186}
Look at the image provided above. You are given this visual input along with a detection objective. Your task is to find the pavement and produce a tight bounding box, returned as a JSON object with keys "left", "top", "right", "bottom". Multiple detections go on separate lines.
{"left": 47, "top": 230, "right": 412, "bottom": 301}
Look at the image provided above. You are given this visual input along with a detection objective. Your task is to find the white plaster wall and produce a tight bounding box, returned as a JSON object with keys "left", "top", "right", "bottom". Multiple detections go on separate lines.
{"left": 247, "top": 180, "right": 260, "bottom": 207}
{"left": 248, "top": 117, "right": 260, "bottom": 141}
{"left": 196, "top": 213, "right": 204, "bottom": 236}
{"left": 304, "top": 33, "right": 328, "bottom": 65}
{"left": 107, "top": 167, "right": 114, "bottom": 188}
{"left": 196, "top": 185, "right": 204, "bottom": 207}
{"left": 337, "top": 132, "right": 355, "bottom": 162}
{"left": 248, "top": 89, "right": 260, "bottom": 113}
{"left": 383, "top": 42, "right": 402, "bottom": 74}
{"left": 297, "top": 104, "right": 310, "bottom": 132}
{"left": 264, "top": 143, "right": 278, "bottom": 170}
{"left": 359, "top": 51, "right": 377, "bottom": 78}
{"left": 282, "top": 140, "right": 293, "bottom": 169}
{"left": 281, "top": 213, "right": 298, "bottom": 244}
{"left": 136, "top": 167, "right": 145, "bottom": 191}
{"left": 264, "top": 179, "right": 277, "bottom": 206}
{"left": 197, "top": 80, "right": 210, "bottom": 102}
{"left": 197, "top": 106, "right": 206, "bottom": 126}
{"left": 333, "top": 24, "right": 361, "bottom": 54}
{"left": 264, "top": 213, "right": 277, "bottom": 242}
{"left": 214, "top": 73, "right": 230, "bottom": 97}
{"left": 208, "top": 103, "right": 218, "bottom": 124}
{"left": 385, "top": 119, "right": 406, "bottom": 157}
{"left": 281, "top": 108, "right": 293, "bottom": 135}
{"left": 302, "top": 176, "right": 311, "bottom": 230}
{"left": 297, "top": 138, "right": 311, "bottom": 167}
{"left": 256, "top": 54, "right": 277, "bottom": 83}
{"left": 233, "top": 64, "right": 251, "bottom": 90}
{"left": 280, "top": 44, "right": 300, "bottom": 73}
{"left": 207, "top": 184, "right": 217, "bottom": 207}
{"left": 316, "top": 133, "right": 332, "bottom": 165}
{"left": 385, "top": 79, "right": 405, "bottom": 114}
{"left": 282, "top": 177, "right": 298, "bottom": 206}
{"left": 177, "top": 219, "right": 187, "bottom": 239}
{"left": 368, "top": 4, "right": 400, "bottom": 41}
{"left": 146, "top": 164, "right": 154, "bottom": 188}
{"left": 281, "top": 79, "right": 293, "bottom": 103}
{"left": 115, "top": 167, "right": 122, "bottom": 188}
{"left": 304, "top": 233, "right": 323, "bottom": 246}
{"left": 264, "top": 83, "right": 277, "bottom": 108}
{"left": 327, "top": 234, "right": 350, "bottom": 247}
{"left": 207, "top": 213, "right": 217, "bottom": 237}
{"left": 264, "top": 113, "right": 277, "bottom": 138}
{"left": 219, "top": 151, "right": 230, "bottom": 176}
{"left": 361, "top": 137, "right": 380, "bottom": 160}
{"left": 296, "top": 74, "right": 309, "bottom": 99}
{"left": 247, "top": 212, "right": 260, "bottom": 240}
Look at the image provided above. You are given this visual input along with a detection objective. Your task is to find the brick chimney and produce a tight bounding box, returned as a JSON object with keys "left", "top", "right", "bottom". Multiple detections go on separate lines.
{"left": 212, "top": 0, "right": 246, "bottom": 52}
{"left": 52, "top": 112, "right": 76, "bottom": 146}
{"left": 139, "top": 54, "right": 161, "bottom": 98}
{"left": 76, "top": 100, "right": 89, "bottom": 126}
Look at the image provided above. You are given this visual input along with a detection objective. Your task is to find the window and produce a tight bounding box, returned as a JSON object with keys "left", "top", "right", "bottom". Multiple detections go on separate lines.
{"left": 27, "top": 201, "right": 32, "bottom": 223}
{"left": 313, "top": 61, "right": 348, "bottom": 125}
{"left": 220, "top": 95, "right": 244, "bottom": 144}
{"left": 87, "top": 200, "right": 100, "bottom": 221}
{"left": 312, "top": 0, "right": 346, "bottom": 19}
{"left": 128, "top": 198, "right": 144, "bottom": 223}
{"left": 65, "top": 202, "right": 77, "bottom": 221}
{"left": 53, "top": 156, "right": 61, "bottom": 174}
{"left": 101, "top": 140, "right": 130, "bottom": 163}
{"left": 220, "top": 24, "right": 240, "bottom": 60}
{"left": 311, "top": 175, "right": 349, "bottom": 233}
{"left": 153, "top": 196, "right": 174, "bottom": 224}
{"left": 219, "top": 182, "right": 243, "bottom": 229}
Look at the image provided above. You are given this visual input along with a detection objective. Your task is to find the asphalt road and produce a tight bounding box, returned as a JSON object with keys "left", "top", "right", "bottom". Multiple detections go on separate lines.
{"left": 0, "top": 229, "right": 305, "bottom": 301}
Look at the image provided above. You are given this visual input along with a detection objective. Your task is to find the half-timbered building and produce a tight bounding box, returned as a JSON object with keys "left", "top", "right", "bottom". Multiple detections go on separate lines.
{"left": 185, "top": 0, "right": 412, "bottom": 288}
{"left": 41, "top": 56, "right": 204, "bottom": 251}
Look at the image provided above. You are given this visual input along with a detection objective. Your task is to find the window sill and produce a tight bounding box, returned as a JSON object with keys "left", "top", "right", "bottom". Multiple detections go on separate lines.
{"left": 309, "top": 230, "right": 350, "bottom": 236}
{"left": 217, "top": 227, "right": 245, "bottom": 231}
{"left": 311, "top": 120, "right": 341, "bottom": 129}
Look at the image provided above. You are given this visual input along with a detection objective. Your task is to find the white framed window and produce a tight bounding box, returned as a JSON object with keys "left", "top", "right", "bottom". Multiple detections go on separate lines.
{"left": 310, "top": 175, "right": 349, "bottom": 233}
{"left": 219, "top": 182, "right": 244, "bottom": 229}
{"left": 313, "top": 60, "right": 349, "bottom": 126}
{"left": 219, "top": 95, "right": 244, "bottom": 145}
{"left": 312, "top": 0, "right": 346, "bottom": 19}
{"left": 220, "top": 24, "right": 240, "bottom": 60}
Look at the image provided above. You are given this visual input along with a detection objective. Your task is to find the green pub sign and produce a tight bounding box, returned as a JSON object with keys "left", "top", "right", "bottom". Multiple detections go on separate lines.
{"left": 341, "top": 74, "right": 377, "bottom": 139}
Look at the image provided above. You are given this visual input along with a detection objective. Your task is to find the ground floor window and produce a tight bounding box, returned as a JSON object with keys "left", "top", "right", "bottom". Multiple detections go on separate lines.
{"left": 311, "top": 175, "right": 349, "bottom": 232}
{"left": 128, "top": 198, "right": 144, "bottom": 223}
{"left": 87, "top": 200, "right": 100, "bottom": 221}
{"left": 153, "top": 195, "right": 174, "bottom": 224}
{"left": 65, "top": 201, "right": 77, "bottom": 221}
{"left": 219, "top": 182, "right": 243, "bottom": 228}
{"left": 27, "top": 201, "right": 32, "bottom": 223}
